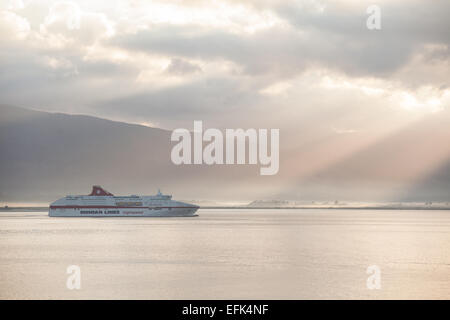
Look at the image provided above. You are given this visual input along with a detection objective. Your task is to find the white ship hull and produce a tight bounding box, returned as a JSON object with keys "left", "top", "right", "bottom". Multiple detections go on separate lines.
{"left": 49, "top": 186, "right": 199, "bottom": 217}
{"left": 49, "top": 207, "right": 198, "bottom": 217}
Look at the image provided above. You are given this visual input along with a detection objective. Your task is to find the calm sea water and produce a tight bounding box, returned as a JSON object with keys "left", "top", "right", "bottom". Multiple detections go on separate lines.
{"left": 0, "top": 209, "right": 449, "bottom": 299}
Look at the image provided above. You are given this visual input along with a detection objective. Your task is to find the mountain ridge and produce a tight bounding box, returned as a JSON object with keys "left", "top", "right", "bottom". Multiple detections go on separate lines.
{"left": 1, "top": 104, "right": 449, "bottom": 202}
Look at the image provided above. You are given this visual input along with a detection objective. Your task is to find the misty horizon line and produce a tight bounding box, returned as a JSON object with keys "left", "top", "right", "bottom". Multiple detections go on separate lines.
{"left": 2, "top": 199, "right": 449, "bottom": 207}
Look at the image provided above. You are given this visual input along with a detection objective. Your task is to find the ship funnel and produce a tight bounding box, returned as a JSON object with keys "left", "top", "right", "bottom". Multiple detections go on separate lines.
{"left": 89, "top": 185, "right": 114, "bottom": 196}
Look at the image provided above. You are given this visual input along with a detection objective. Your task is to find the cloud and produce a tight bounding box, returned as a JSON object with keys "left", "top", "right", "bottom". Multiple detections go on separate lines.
{"left": 274, "top": 0, "right": 450, "bottom": 78}
{"left": 106, "top": 1, "right": 450, "bottom": 93}
{"left": 0, "top": 0, "right": 24, "bottom": 11}
{"left": 0, "top": 10, "right": 30, "bottom": 40}
{"left": 39, "top": 1, "right": 114, "bottom": 46}
{"left": 95, "top": 76, "right": 264, "bottom": 129}
{"left": 0, "top": 0, "right": 449, "bottom": 126}
{"left": 166, "top": 58, "right": 202, "bottom": 75}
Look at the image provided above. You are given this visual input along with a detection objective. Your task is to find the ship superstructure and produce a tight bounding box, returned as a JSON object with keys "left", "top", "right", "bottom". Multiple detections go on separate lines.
{"left": 49, "top": 186, "right": 199, "bottom": 217}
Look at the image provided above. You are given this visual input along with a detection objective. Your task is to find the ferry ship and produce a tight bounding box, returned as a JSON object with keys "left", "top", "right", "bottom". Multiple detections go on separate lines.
{"left": 49, "top": 186, "right": 199, "bottom": 217}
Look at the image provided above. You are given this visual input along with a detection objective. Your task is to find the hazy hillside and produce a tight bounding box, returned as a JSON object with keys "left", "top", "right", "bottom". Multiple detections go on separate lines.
{"left": 0, "top": 104, "right": 264, "bottom": 202}
{"left": 1, "top": 105, "right": 449, "bottom": 203}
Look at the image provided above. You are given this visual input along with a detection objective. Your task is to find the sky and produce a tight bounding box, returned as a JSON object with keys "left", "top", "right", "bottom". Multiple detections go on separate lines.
{"left": 1, "top": 0, "right": 450, "bottom": 201}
